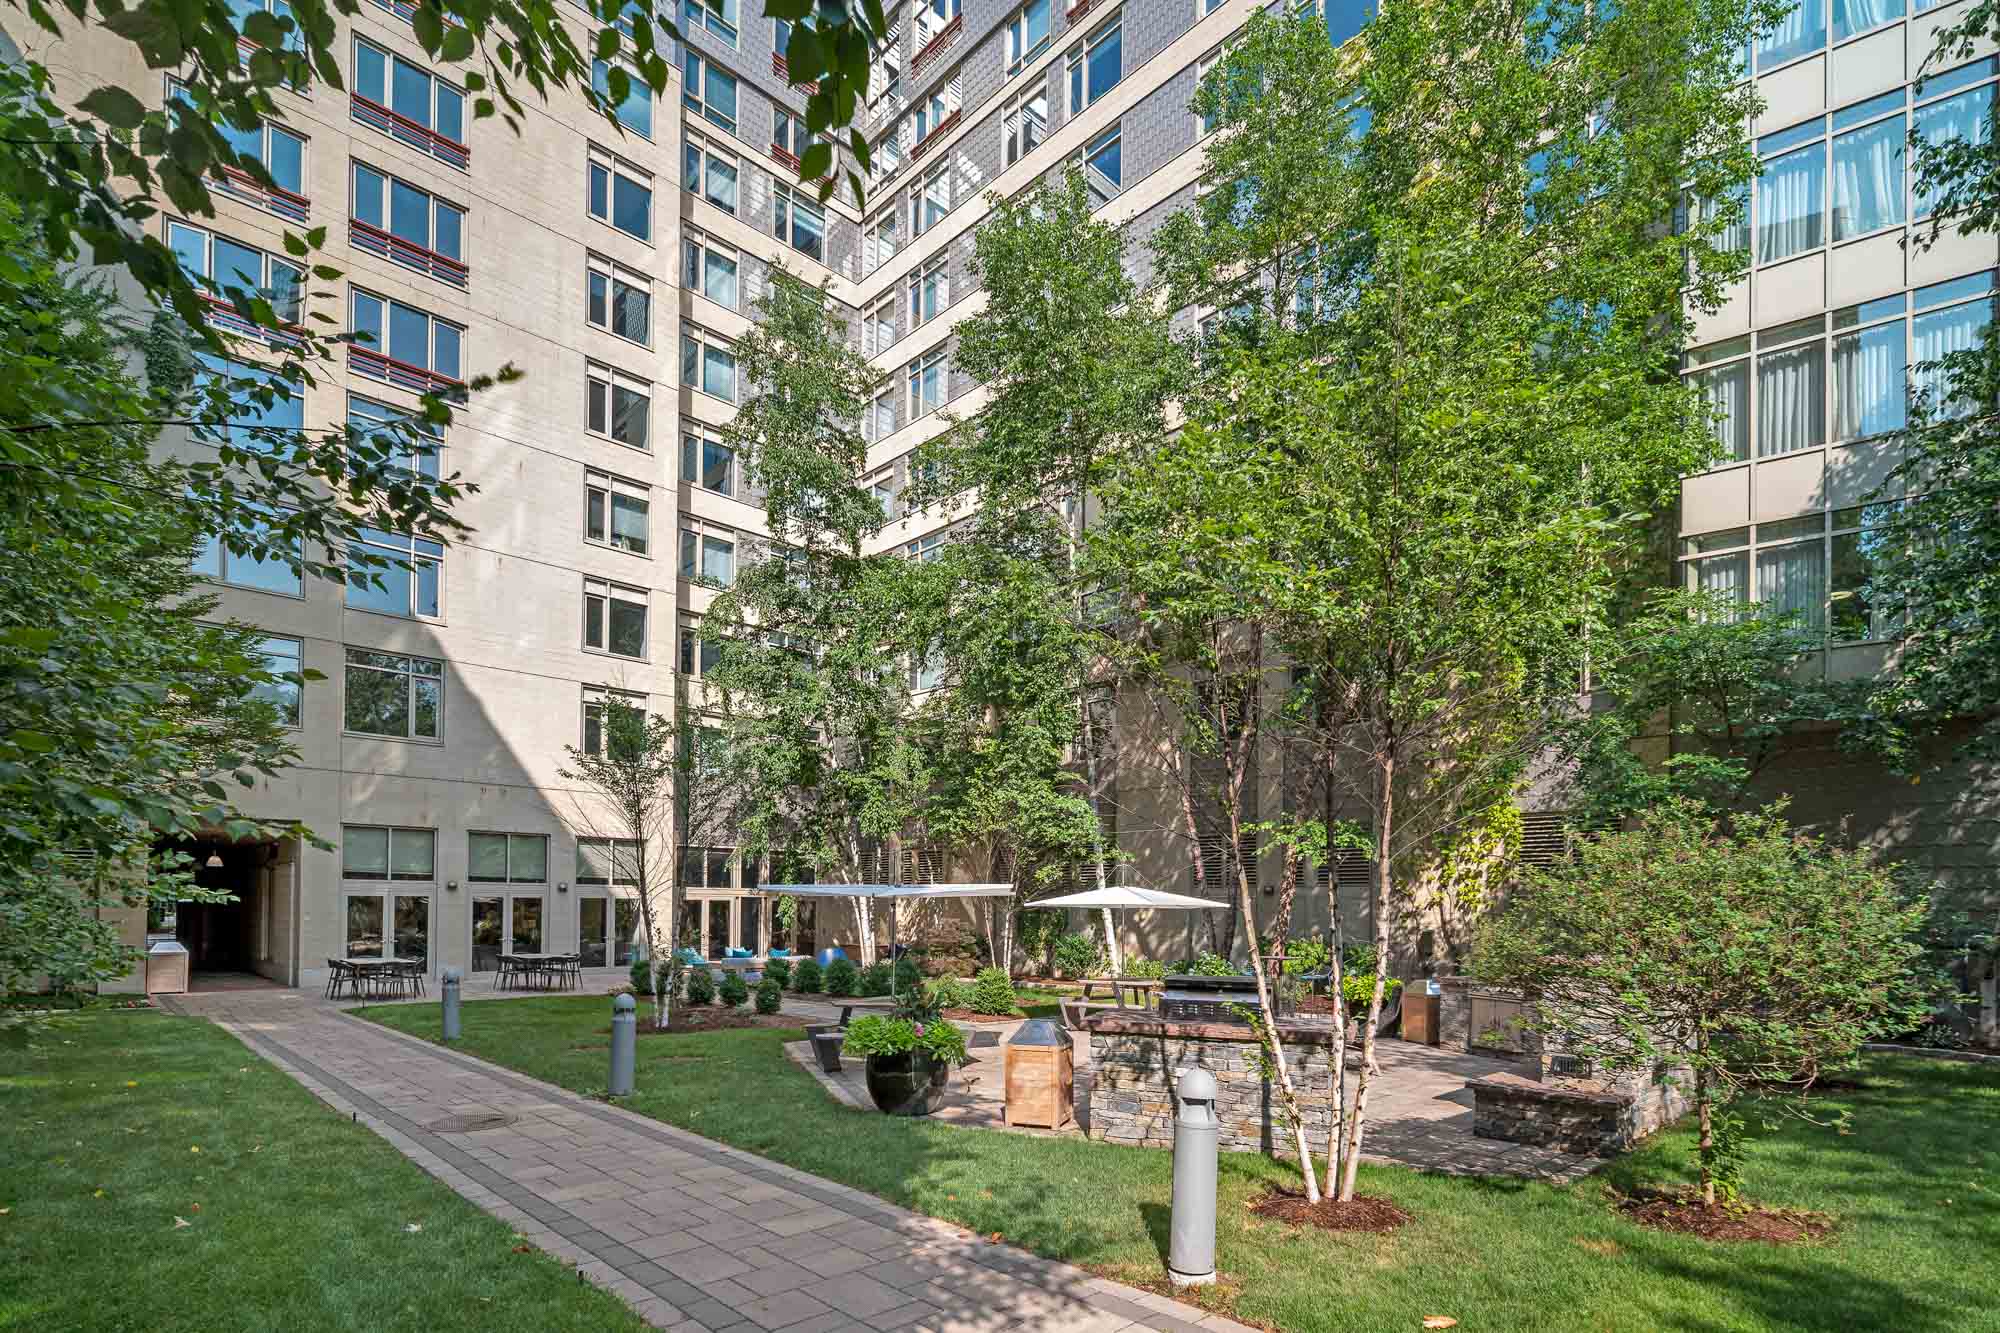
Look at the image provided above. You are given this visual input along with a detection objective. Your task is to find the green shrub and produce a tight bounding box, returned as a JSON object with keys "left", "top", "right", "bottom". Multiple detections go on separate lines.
{"left": 718, "top": 971, "right": 749, "bottom": 1009}
{"left": 628, "top": 957, "right": 654, "bottom": 995}
{"left": 1283, "top": 936, "right": 1332, "bottom": 975}
{"left": 968, "top": 967, "right": 1018, "bottom": 1015}
{"left": 823, "top": 957, "right": 859, "bottom": 997}
{"left": 857, "top": 962, "right": 892, "bottom": 997}
{"left": 754, "top": 978, "right": 783, "bottom": 1014}
{"left": 1184, "top": 951, "right": 1237, "bottom": 976}
{"left": 792, "top": 957, "right": 824, "bottom": 993}
{"left": 1052, "top": 932, "right": 1102, "bottom": 979}
{"left": 1015, "top": 909, "right": 1063, "bottom": 973}
{"left": 1341, "top": 971, "right": 1403, "bottom": 1010}
{"left": 1123, "top": 957, "right": 1166, "bottom": 980}
{"left": 842, "top": 1014, "right": 969, "bottom": 1065}
{"left": 893, "top": 956, "right": 924, "bottom": 993}
{"left": 684, "top": 966, "right": 715, "bottom": 1006}
{"left": 925, "top": 976, "right": 972, "bottom": 1010}
{"left": 763, "top": 957, "right": 793, "bottom": 989}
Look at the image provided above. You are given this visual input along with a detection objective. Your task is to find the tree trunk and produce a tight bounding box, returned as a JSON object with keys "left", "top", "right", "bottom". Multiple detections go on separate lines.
{"left": 1979, "top": 960, "right": 1997, "bottom": 1050}
{"left": 1322, "top": 900, "right": 1349, "bottom": 1199}
{"left": 855, "top": 895, "right": 876, "bottom": 967}
{"left": 1272, "top": 843, "right": 1300, "bottom": 947}
{"left": 1338, "top": 749, "right": 1396, "bottom": 1203}
{"left": 1696, "top": 1062, "right": 1715, "bottom": 1207}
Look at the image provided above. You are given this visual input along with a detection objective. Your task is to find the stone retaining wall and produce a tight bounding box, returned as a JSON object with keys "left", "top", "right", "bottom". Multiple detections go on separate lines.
{"left": 1084, "top": 1015, "right": 1334, "bottom": 1154}
{"left": 1469, "top": 1068, "right": 1691, "bottom": 1157}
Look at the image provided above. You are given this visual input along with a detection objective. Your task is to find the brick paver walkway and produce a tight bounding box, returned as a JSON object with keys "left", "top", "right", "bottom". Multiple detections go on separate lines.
{"left": 165, "top": 989, "right": 1252, "bottom": 1333}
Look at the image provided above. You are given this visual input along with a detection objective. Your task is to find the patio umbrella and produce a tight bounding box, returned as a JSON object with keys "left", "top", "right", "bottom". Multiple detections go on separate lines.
{"left": 1028, "top": 885, "right": 1225, "bottom": 975}
{"left": 762, "top": 883, "right": 1014, "bottom": 996}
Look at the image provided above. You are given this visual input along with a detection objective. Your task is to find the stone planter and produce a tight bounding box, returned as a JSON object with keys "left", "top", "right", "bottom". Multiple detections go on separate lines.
{"left": 864, "top": 1051, "right": 950, "bottom": 1116}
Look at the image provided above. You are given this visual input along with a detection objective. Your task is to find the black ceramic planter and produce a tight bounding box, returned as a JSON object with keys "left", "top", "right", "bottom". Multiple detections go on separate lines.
{"left": 864, "top": 1051, "right": 950, "bottom": 1116}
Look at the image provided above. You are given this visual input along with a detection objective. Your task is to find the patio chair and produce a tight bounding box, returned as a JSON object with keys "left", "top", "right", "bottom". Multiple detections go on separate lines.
{"left": 325, "top": 958, "right": 351, "bottom": 1001}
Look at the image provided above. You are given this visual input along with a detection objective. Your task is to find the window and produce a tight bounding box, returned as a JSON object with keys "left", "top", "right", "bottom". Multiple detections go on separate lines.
{"left": 866, "top": 210, "right": 901, "bottom": 274}
{"left": 1067, "top": 18, "right": 1121, "bottom": 116}
{"left": 350, "top": 162, "right": 465, "bottom": 282}
{"left": 584, "top": 578, "right": 648, "bottom": 658}
{"left": 348, "top": 394, "right": 441, "bottom": 479}
{"left": 588, "top": 147, "right": 652, "bottom": 241}
{"left": 905, "top": 530, "right": 943, "bottom": 561}
{"left": 343, "top": 648, "right": 443, "bottom": 739}
{"left": 582, "top": 688, "right": 647, "bottom": 757}
{"left": 1755, "top": 0, "right": 1824, "bottom": 70}
{"left": 680, "top": 525, "right": 737, "bottom": 587}
{"left": 167, "top": 221, "right": 303, "bottom": 323}
{"left": 911, "top": 650, "right": 944, "bottom": 692}
{"left": 1831, "top": 504, "right": 1901, "bottom": 643}
{"left": 587, "top": 363, "right": 651, "bottom": 448}
{"left": 1835, "top": 0, "right": 1901, "bottom": 39}
{"left": 586, "top": 255, "right": 651, "bottom": 345}
{"left": 214, "top": 100, "right": 307, "bottom": 200}
{"left": 1006, "top": 0, "right": 1050, "bottom": 75}
{"left": 592, "top": 57, "right": 653, "bottom": 138}
{"left": 775, "top": 184, "right": 826, "bottom": 262}
{"left": 343, "top": 825, "right": 435, "bottom": 880}
{"left": 914, "top": 86, "right": 950, "bottom": 143}
{"left": 679, "top": 615, "right": 724, "bottom": 675}
{"left": 866, "top": 297, "right": 897, "bottom": 355}
{"left": 682, "top": 433, "right": 736, "bottom": 497}
{"left": 585, "top": 469, "right": 650, "bottom": 554}
{"left": 912, "top": 163, "right": 949, "bottom": 236}
{"left": 869, "top": 476, "right": 897, "bottom": 520}
{"left": 577, "top": 836, "right": 643, "bottom": 885}
{"left": 469, "top": 832, "right": 548, "bottom": 883}
{"left": 1196, "top": 53, "right": 1220, "bottom": 136}
{"left": 193, "top": 506, "right": 302, "bottom": 597}
{"left": 683, "top": 229, "right": 739, "bottom": 309}
{"left": 866, "top": 389, "right": 896, "bottom": 442}
{"left": 350, "top": 289, "right": 463, "bottom": 384}
{"left": 1755, "top": 88, "right": 1912, "bottom": 264}
{"left": 772, "top": 106, "right": 819, "bottom": 162}
{"left": 908, "top": 349, "right": 945, "bottom": 419}
{"left": 908, "top": 258, "right": 947, "bottom": 328}
{"left": 914, "top": 0, "right": 959, "bottom": 45}
{"left": 193, "top": 353, "right": 303, "bottom": 452}
{"left": 1915, "top": 59, "right": 1995, "bottom": 219}
{"left": 346, "top": 528, "right": 442, "bottom": 618}
{"left": 1755, "top": 317, "right": 1826, "bottom": 456}
{"left": 253, "top": 634, "right": 303, "bottom": 726}
{"left": 683, "top": 133, "right": 739, "bottom": 214}
{"left": 1077, "top": 121, "right": 1122, "bottom": 207}
{"left": 872, "top": 129, "right": 904, "bottom": 186}
{"left": 352, "top": 38, "right": 465, "bottom": 163}
{"left": 683, "top": 49, "right": 739, "bottom": 134}
{"left": 1683, "top": 277, "right": 1994, "bottom": 465}
{"left": 682, "top": 0, "right": 739, "bottom": 45}
{"left": 345, "top": 891, "right": 430, "bottom": 963}
{"left": 681, "top": 327, "right": 739, "bottom": 401}
{"left": 1831, "top": 90, "right": 1904, "bottom": 241}
{"left": 1003, "top": 87, "right": 1046, "bottom": 166}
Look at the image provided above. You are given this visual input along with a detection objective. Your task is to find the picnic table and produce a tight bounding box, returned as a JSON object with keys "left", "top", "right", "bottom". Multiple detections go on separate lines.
{"left": 1062, "top": 976, "right": 1161, "bottom": 1029}
{"left": 831, "top": 995, "right": 898, "bottom": 1026}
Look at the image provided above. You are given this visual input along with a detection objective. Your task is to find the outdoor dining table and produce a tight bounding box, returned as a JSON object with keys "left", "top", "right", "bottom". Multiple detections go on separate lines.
{"left": 1078, "top": 976, "right": 1162, "bottom": 1011}
{"left": 494, "top": 953, "right": 575, "bottom": 991}
{"left": 342, "top": 957, "right": 407, "bottom": 1001}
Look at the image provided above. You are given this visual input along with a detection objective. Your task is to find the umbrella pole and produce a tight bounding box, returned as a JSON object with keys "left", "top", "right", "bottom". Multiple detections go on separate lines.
{"left": 891, "top": 903, "right": 898, "bottom": 998}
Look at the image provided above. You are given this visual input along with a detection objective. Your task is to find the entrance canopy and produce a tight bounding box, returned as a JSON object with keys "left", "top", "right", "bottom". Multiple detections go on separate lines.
{"left": 762, "top": 883, "right": 1014, "bottom": 900}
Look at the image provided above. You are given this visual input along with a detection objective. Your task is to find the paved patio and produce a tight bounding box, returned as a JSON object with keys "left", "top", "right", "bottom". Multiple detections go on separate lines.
{"left": 783, "top": 1005, "right": 1601, "bottom": 1182}
{"left": 164, "top": 987, "right": 1256, "bottom": 1333}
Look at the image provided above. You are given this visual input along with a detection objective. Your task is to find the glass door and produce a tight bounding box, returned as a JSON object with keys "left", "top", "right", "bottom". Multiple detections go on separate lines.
{"left": 471, "top": 896, "right": 503, "bottom": 971}
{"left": 510, "top": 897, "right": 544, "bottom": 954}
{"left": 739, "top": 897, "right": 761, "bottom": 954}
{"left": 579, "top": 898, "right": 609, "bottom": 967}
{"left": 393, "top": 894, "right": 430, "bottom": 967}
{"left": 579, "top": 896, "right": 644, "bottom": 968}
{"left": 706, "top": 898, "right": 730, "bottom": 958}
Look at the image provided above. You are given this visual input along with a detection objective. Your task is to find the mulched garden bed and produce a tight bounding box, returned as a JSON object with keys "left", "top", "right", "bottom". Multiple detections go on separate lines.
{"left": 597, "top": 1010, "right": 798, "bottom": 1036}
{"left": 1612, "top": 1188, "right": 1834, "bottom": 1245}
{"left": 1249, "top": 1184, "right": 1413, "bottom": 1234}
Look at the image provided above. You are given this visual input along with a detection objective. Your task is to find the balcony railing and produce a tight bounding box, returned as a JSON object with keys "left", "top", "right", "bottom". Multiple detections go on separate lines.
{"left": 349, "top": 344, "right": 466, "bottom": 398}
{"left": 350, "top": 94, "right": 470, "bottom": 170}
{"left": 910, "top": 108, "right": 960, "bottom": 160}
{"left": 771, "top": 50, "right": 819, "bottom": 92}
{"left": 911, "top": 14, "right": 962, "bottom": 76}
{"left": 214, "top": 164, "right": 310, "bottom": 224}
{"left": 200, "top": 294, "right": 304, "bottom": 349}
{"left": 349, "top": 218, "right": 469, "bottom": 289}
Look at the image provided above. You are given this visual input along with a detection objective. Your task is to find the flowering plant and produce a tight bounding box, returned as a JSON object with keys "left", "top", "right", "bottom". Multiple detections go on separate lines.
{"left": 842, "top": 1014, "right": 969, "bottom": 1065}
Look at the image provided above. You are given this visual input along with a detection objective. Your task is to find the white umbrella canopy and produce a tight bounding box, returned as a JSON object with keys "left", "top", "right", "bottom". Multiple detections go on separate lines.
{"left": 1029, "top": 886, "right": 1221, "bottom": 911}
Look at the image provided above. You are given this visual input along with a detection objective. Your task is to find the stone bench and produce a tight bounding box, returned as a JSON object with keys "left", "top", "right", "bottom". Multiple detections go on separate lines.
{"left": 1469, "top": 1070, "right": 1686, "bottom": 1158}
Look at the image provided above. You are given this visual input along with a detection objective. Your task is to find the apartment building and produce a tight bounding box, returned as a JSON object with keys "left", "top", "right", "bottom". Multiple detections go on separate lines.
{"left": 31, "top": 0, "right": 1993, "bottom": 989}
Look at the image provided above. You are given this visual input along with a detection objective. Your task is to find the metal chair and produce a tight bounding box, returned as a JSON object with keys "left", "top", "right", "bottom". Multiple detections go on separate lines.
{"left": 325, "top": 958, "right": 352, "bottom": 1001}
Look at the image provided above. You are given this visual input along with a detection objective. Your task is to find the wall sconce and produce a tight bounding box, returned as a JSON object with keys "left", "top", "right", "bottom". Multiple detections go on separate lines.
{"left": 204, "top": 851, "right": 224, "bottom": 869}
{"left": 446, "top": 880, "right": 459, "bottom": 893}
{"left": 558, "top": 881, "right": 570, "bottom": 895}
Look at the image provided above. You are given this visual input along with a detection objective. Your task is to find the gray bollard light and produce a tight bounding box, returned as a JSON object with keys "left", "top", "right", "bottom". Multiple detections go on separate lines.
{"left": 1168, "top": 1067, "right": 1219, "bottom": 1288}
{"left": 608, "top": 992, "right": 636, "bottom": 1097}
{"left": 441, "top": 968, "right": 462, "bottom": 1043}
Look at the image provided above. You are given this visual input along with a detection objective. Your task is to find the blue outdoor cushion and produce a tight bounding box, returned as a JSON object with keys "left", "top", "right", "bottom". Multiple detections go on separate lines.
{"left": 724, "top": 947, "right": 753, "bottom": 959}
{"left": 768, "top": 948, "right": 792, "bottom": 958}
{"left": 675, "top": 948, "right": 704, "bottom": 965}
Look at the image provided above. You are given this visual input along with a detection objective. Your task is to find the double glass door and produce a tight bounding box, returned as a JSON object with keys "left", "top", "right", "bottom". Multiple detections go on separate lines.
{"left": 680, "top": 894, "right": 763, "bottom": 958}
{"left": 345, "top": 892, "right": 432, "bottom": 967}
{"left": 578, "top": 896, "right": 640, "bottom": 967}
{"left": 470, "top": 894, "right": 544, "bottom": 971}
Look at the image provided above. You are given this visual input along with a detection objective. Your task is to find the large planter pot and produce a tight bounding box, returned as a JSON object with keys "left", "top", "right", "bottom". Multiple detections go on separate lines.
{"left": 864, "top": 1051, "right": 950, "bottom": 1116}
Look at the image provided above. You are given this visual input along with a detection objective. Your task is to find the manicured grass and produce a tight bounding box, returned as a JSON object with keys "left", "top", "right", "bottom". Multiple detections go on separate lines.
{"left": 0, "top": 1009, "right": 649, "bottom": 1333}
{"left": 358, "top": 996, "right": 2000, "bottom": 1333}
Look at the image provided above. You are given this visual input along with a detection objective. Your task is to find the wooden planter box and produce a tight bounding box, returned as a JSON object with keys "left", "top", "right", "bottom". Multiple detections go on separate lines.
{"left": 1401, "top": 989, "right": 1441, "bottom": 1046}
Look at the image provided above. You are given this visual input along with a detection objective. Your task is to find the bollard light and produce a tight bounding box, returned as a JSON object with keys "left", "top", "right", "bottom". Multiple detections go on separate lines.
{"left": 608, "top": 992, "right": 637, "bottom": 1097}
{"left": 441, "top": 967, "right": 463, "bottom": 1043}
{"left": 1168, "top": 1066, "right": 1219, "bottom": 1288}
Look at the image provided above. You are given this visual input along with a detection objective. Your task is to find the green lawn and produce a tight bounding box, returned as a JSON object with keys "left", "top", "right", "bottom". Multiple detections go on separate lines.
{"left": 356, "top": 996, "right": 2000, "bottom": 1333}
{"left": 0, "top": 1009, "right": 649, "bottom": 1333}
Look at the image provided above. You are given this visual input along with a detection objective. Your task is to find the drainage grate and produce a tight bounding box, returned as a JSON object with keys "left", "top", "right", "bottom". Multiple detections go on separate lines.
{"left": 426, "top": 1112, "right": 517, "bottom": 1133}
